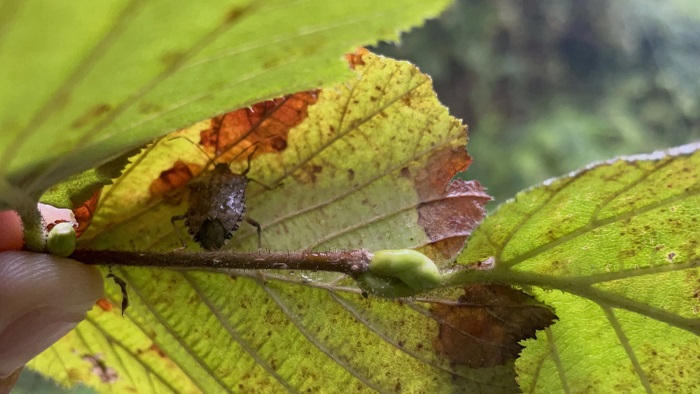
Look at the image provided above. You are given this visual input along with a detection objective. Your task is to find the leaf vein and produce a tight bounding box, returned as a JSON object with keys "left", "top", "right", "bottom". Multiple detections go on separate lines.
{"left": 504, "top": 186, "right": 700, "bottom": 268}
{"left": 305, "top": 190, "right": 468, "bottom": 250}
{"left": 98, "top": 135, "right": 164, "bottom": 209}
{"left": 0, "top": 0, "right": 23, "bottom": 56}
{"left": 185, "top": 12, "right": 401, "bottom": 70}
{"left": 239, "top": 138, "right": 462, "bottom": 246}
{"left": 590, "top": 159, "right": 673, "bottom": 223}
{"left": 181, "top": 273, "right": 298, "bottom": 393}
{"left": 327, "top": 291, "right": 503, "bottom": 388}
{"left": 406, "top": 302, "right": 512, "bottom": 349}
{"left": 600, "top": 305, "right": 653, "bottom": 393}
{"left": 268, "top": 66, "right": 429, "bottom": 187}
{"left": 27, "top": 3, "right": 242, "bottom": 193}
{"left": 510, "top": 274, "right": 700, "bottom": 335}
{"left": 545, "top": 327, "right": 570, "bottom": 394}
{"left": 527, "top": 351, "right": 548, "bottom": 394}
{"left": 49, "top": 345, "right": 72, "bottom": 386}
{"left": 496, "top": 182, "right": 575, "bottom": 265}
{"left": 83, "top": 315, "right": 180, "bottom": 394}
{"left": 6, "top": 0, "right": 143, "bottom": 183}
{"left": 118, "top": 269, "right": 231, "bottom": 393}
{"left": 580, "top": 259, "right": 699, "bottom": 286}
{"left": 74, "top": 325, "right": 121, "bottom": 394}
{"left": 259, "top": 281, "right": 385, "bottom": 392}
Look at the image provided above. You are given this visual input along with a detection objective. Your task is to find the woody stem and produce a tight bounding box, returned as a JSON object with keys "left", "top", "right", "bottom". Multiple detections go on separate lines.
{"left": 70, "top": 249, "right": 372, "bottom": 277}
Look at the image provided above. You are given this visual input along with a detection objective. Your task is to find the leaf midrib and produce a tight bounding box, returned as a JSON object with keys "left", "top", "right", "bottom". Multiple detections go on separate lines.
{"left": 502, "top": 185, "right": 699, "bottom": 268}
{"left": 466, "top": 269, "right": 700, "bottom": 336}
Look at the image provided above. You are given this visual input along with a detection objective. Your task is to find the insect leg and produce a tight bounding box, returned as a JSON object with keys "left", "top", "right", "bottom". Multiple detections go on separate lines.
{"left": 245, "top": 217, "right": 262, "bottom": 249}
{"left": 247, "top": 177, "right": 278, "bottom": 191}
{"left": 170, "top": 215, "right": 188, "bottom": 248}
{"left": 234, "top": 142, "right": 282, "bottom": 189}
{"left": 241, "top": 145, "right": 259, "bottom": 176}
{"left": 107, "top": 268, "right": 129, "bottom": 316}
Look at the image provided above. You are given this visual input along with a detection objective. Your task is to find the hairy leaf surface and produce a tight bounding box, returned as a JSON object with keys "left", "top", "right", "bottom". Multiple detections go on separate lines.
{"left": 29, "top": 52, "right": 502, "bottom": 393}
{"left": 456, "top": 143, "right": 700, "bottom": 393}
{"left": 0, "top": 0, "right": 450, "bottom": 209}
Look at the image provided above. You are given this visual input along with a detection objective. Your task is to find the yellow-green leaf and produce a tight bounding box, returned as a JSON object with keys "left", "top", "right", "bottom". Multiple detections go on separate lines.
{"left": 0, "top": 0, "right": 451, "bottom": 209}
{"left": 40, "top": 148, "right": 138, "bottom": 209}
{"left": 454, "top": 143, "right": 700, "bottom": 393}
{"left": 30, "top": 52, "right": 501, "bottom": 392}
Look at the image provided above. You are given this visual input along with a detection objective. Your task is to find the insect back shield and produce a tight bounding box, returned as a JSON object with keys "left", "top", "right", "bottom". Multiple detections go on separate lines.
{"left": 180, "top": 163, "right": 256, "bottom": 250}
{"left": 170, "top": 141, "right": 263, "bottom": 251}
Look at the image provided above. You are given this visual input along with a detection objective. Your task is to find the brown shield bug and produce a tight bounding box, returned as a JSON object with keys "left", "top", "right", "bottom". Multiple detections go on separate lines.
{"left": 171, "top": 142, "right": 264, "bottom": 251}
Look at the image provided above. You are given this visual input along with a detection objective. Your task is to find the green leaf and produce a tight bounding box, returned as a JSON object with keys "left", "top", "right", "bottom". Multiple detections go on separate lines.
{"left": 40, "top": 148, "right": 138, "bottom": 209}
{"left": 454, "top": 143, "right": 700, "bottom": 393}
{"left": 30, "top": 53, "right": 502, "bottom": 392}
{"left": 13, "top": 370, "right": 95, "bottom": 394}
{"left": 0, "top": 0, "right": 451, "bottom": 209}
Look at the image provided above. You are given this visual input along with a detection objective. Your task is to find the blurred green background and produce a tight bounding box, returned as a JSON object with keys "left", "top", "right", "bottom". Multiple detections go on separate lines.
{"left": 17, "top": 0, "right": 700, "bottom": 391}
{"left": 375, "top": 0, "right": 700, "bottom": 206}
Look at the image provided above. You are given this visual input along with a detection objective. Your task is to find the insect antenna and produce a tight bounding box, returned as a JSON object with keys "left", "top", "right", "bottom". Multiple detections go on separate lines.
{"left": 220, "top": 141, "right": 279, "bottom": 191}
{"left": 167, "top": 136, "right": 218, "bottom": 170}
{"left": 168, "top": 135, "right": 265, "bottom": 173}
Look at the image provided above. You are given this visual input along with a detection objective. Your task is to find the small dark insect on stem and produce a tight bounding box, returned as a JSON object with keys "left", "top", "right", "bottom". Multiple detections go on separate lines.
{"left": 170, "top": 138, "right": 267, "bottom": 251}
{"left": 72, "top": 249, "right": 372, "bottom": 277}
{"left": 106, "top": 268, "right": 129, "bottom": 315}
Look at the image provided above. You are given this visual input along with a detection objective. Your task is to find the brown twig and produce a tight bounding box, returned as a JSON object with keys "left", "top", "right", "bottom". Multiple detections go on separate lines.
{"left": 71, "top": 248, "right": 372, "bottom": 277}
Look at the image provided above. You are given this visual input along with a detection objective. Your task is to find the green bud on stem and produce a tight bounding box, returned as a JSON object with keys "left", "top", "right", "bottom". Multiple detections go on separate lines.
{"left": 46, "top": 222, "right": 76, "bottom": 257}
{"left": 357, "top": 249, "right": 442, "bottom": 298}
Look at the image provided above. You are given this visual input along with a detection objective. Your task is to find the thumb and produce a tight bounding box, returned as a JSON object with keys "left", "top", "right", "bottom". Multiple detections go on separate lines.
{"left": 0, "top": 251, "right": 104, "bottom": 378}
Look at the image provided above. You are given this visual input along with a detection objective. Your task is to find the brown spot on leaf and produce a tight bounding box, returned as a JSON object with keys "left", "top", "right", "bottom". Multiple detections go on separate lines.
{"left": 412, "top": 144, "right": 491, "bottom": 262}
{"left": 72, "top": 189, "right": 100, "bottom": 237}
{"left": 161, "top": 51, "right": 185, "bottom": 67}
{"left": 71, "top": 104, "right": 111, "bottom": 129}
{"left": 271, "top": 136, "right": 287, "bottom": 151}
{"left": 95, "top": 298, "right": 113, "bottom": 312}
{"left": 199, "top": 91, "right": 319, "bottom": 162}
{"left": 307, "top": 164, "right": 323, "bottom": 183}
{"left": 640, "top": 343, "right": 699, "bottom": 388}
{"left": 417, "top": 180, "right": 491, "bottom": 261}
{"left": 139, "top": 102, "right": 161, "bottom": 115}
{"left": 149, "top": 343, "right": 167, "bottom": 358}
{"left": 149, "top": 160, "right": 201, "bottom": 200}
{"left": 432, "top": 285, "right": 556, "bottom": 368}
{"left": 668, "top": 252, "right": 677, "bottom": 261}
{"left": 82, "top": 354, "right": 118, "bottom": 383}
{"left": 618, "top": 249, "right": 637, "bottom": 259}
{"left": 347, "top": 168, "right": 355, "bottom": 181}
{"left": 345, "top": 47, "right": 368, "bottom": 69}
{"left": 224, "top": 4, "right": 252, "bottom": 24}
